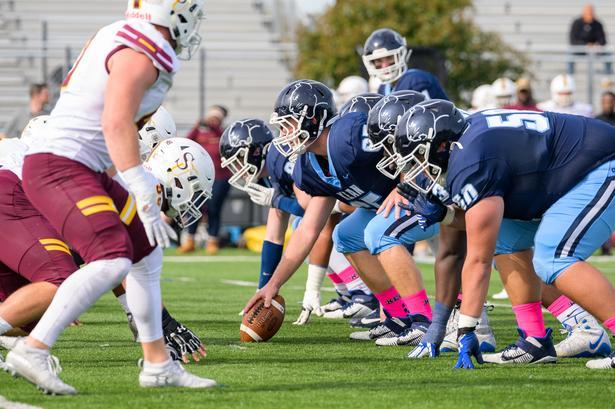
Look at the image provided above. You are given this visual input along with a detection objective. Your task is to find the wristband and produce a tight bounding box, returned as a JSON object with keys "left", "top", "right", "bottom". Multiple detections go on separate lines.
{"left": 458, "top": 313, "right": 479, "bottom": 330}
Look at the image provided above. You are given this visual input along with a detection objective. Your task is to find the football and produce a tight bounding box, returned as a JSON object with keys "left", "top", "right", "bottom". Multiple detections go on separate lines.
{"left": 240, "top": 295, "right": 286, "bottom": 342}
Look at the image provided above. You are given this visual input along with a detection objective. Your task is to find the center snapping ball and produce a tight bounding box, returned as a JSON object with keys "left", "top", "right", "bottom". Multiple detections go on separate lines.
{"left": 240, "top": 295, "right": 285, "bottom": 342}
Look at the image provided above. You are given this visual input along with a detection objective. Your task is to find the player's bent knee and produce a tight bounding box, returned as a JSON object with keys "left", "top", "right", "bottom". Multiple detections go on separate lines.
{"left": 93, "top": 257, "right": 133, "bottom": 286}
{"left": 532, "top": 251, "right": 573, "bottom": 284}
{"left": 363, "top": 220, "right": 397, "bottom": 255}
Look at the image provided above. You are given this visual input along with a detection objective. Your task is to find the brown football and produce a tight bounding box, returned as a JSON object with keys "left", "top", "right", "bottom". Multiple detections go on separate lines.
{"left": 240, "top": 295, "right": 285, "bottom": 342}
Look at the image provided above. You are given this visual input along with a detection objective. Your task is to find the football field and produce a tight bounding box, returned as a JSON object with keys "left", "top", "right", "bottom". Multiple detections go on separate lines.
{"left": 1, "top": 249, "right": 615, "bottom": 409}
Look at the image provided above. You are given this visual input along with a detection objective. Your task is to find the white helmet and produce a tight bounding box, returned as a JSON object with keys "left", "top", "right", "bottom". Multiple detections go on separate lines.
{"left": 491, "top": 78, "right": 516, "bottom": 108}
{"left": 336, "top": 76, "right": 369, "bottom": 107}
{"left": 20, "top": 115, "right": 49, "bottom": 147}
{"left": 551, "top": 74, "right": 575, "bottom": 107}
{"left": 471, "top": 84, "right": 494, "bottom": 111}
{"left": 145, "top": 138, "right": 215, "bottom": 228}
{"left": 125, "top": 0, "right": 205, "bottom": 60}
{"left": 138, "top": 106, "right": 176, "bottom": 161}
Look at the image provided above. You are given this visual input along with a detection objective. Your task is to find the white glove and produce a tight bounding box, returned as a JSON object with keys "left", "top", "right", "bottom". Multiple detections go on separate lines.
{"left": 245, "top": 183, "right": 275, "bottom": 207}
{"left": 293, "top": 289, "right": 323, "bottom": 325}
{"left": 120, "top": 165, "right": 177, "bottom": 248}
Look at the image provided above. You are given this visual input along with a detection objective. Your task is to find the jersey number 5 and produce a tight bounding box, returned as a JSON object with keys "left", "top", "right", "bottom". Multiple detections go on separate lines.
{"left": 483, "top": 109, "right": 550, "bottom": 133}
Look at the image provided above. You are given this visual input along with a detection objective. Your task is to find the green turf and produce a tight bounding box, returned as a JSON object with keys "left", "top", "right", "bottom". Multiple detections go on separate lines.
{"left": 2, "top": 253, "right": 615, "bottom": 409}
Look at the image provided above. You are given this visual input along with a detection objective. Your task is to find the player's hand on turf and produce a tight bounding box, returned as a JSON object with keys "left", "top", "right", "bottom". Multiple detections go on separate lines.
{"left": 245, "top": 183, "right": 276, "bottom": 207}
{"left": 123, "top": 166, "right": 177, "bottom": 248}
{"left": 407, "top": 342, "right": 440, "bottom": 359}
{"left": 377, "top": 187, "right": 410, "bottom": 219}
{"left": 455, "top": 331, "right": 483, "bottom": 369}
{"left": 245, "top": 282, "right": 280, "bottom": 312}
{"left": 164, "top": 322, "right": 207, "bottom": 364}
{"left": 293, "top": 289, "right": 323, "bottom": 325}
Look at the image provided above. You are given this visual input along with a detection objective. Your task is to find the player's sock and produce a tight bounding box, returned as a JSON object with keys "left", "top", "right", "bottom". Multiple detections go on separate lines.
{"left": 30, "top": 257, "right": 131, "bottom": 347}
{"left": 126, "top": 248, "right": 163, "bottom": 343}
{"left": 326, "top": 271, "right": 350, "bottom": 296}
{"left": 603, "top": 316, "right": 615, "bottom": 334}
{"left": 374, "top": 287, "right": 409, "bottom": 318}
{"left": 422, "top": 302, "right": 452, "bottom": 344}
{"left": 306, "top": 264, "right": 327, "bottom": 294}
{"left": 338, "top": 266, "right": 371, "bottom": 295}
{"left": 402, "top": 289, "right": 433, "bottom": 320}
{"left": 0, "top": 316, "right": 12, "bottom": 335}
{"left": 547, "top": 295, "right": 592, "bottom": 328}
{"left": 258, "top": 240, "right": 283, "bottom": 289}
{"left": 116, "top": 294, "right": 131, "bottom": 314}
{"left": 512, "top": 301, "right": 547, "bottom": 338}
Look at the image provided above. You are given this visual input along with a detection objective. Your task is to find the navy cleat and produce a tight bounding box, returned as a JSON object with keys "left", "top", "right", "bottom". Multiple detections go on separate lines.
{"left": 349, "top": 308, "right": 381, "bottom": 328}
{"left": 483, "top": 328, "right": 557, "bottom": 364}
{"left": 376, "top": 314, "right": 430, "bottom": 346}
{"left": 321, "top": 293, "right": 352, "bottom": 314}
{"left": 324, "top": 292, "right": 378, "bottom": 319}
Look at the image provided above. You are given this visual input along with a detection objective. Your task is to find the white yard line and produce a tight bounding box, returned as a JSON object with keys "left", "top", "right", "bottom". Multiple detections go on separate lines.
{"left": 0, "top": 396, "right": 43, "bottom": 409}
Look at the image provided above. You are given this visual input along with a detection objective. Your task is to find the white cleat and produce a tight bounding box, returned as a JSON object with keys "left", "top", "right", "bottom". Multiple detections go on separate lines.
{"left": 440, "top": 306, "right": 459, "bottom": 352}
{"left": 139, "top": 360, "right": 217, "bottom": 389}
{"left": 322, "top": 302, "right": 375, "bottom": 319}
{"left": 5, "top": 340, "right": 75, "bottom": 395}
{"left": 586, "top": 352, "right": 615, "bottom": 369}
{"left": 555, "top": 318, "right": 612, "bottom": 358}
{"left": 0, "top": 335, "right": 20, "bottom": 350}
{"left": 476, "top": 304, "right": 496, "bottom": 353}
{"left": 320, "top": 295, "right": 351, "bottom": 314}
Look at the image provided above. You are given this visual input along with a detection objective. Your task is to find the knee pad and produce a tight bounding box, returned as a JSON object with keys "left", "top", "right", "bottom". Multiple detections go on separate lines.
{"left": 93, "top": 257, "right": 132, "bottom": 286}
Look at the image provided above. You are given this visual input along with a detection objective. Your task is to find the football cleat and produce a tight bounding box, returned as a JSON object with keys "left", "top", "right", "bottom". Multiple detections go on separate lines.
{"left": 0, "top": 335, "right": 20, "bottom": 350}
{"left": 5, "top": 340, "right": 75, "bottom": 395}
{"left": 586, "top": 351, "right": 615, "bottom": 369}
{"left": 349, "top": 316, "right": 412, "bottom": 341}
{"left": 349, "top": 309, "right": 381, "bottom": 328}
{"left": 441, "top": 304, "right": 496, "bottom": 353}
{"left": 482, "top": 328, "right": 557, "bottom": 365}
{"left": 440, "top": 306, "right": 459, "bottom": 352}
{"left": 492, "top": 288, "right": 509, "bottom": 300}
{"left": 375, "top": 314, "right": 430, "bottom": 346}
{"left": 323, "top": 293, "right": 378, "bottom": 319}
{"left": 139, "top": 360, "right": 216, "bottom": 388}
{"left": 555, "top": 317, "right": 611, "bottom": 358}
{"left": 321, "top": 294, "right": 351, "bottom": 313}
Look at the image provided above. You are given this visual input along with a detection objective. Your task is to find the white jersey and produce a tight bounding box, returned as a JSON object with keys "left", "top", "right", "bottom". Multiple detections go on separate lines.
{"left": 537, "top": 100, "right": 594, "bottom": 117}
{"left": 27, "top": 20, "right": 179, "bottom": 172}
{"left": 0, "top": 138, "right": 28, "bottom": 179}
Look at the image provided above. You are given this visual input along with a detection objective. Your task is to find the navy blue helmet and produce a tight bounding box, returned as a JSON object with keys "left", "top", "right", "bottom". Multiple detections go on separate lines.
{"left": 339, "top": 92, "right": 383, "bottom": 117}
{"left": 362, "top": 28, "right": 408, "bottom": 84}
{"left": 220, "top": 118, "right": 274, "bottom": 190}
{"left": 270, "top": 80, "right": 336, "bottom": 162}
{"left": 367, "top": 90, "right": 426, "bottom": 178}
{"left": 394, "top": 99, "right": 466, "bottom": 193}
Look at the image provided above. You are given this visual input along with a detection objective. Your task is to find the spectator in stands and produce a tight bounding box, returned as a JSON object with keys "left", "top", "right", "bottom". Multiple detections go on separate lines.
{"left": 568, "top": 4, "right": 610, "bottom": 74}
{"left": 504, "top": 78, "right": 541, "bottom": 111}
{"left": 0, "top": 83, "right": 50, "bottom": 139}
{"left": 595, "top": 91, "right": 615, "bottom": 125}
{"left": 178, "top": 105, "right": 230, "bottom": 255}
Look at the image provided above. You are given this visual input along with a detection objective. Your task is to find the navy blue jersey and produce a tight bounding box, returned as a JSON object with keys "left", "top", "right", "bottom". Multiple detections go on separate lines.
{"left": 446, "top": 109, "right": 615, "bottom": 220}
{"left": 265, "top": 145, "right": 295, "bottom": 198}
{"left": 293, "top": 112, "right": 397, "bottom": 209}
{"left": 378, "top": 69, "right": 449, "bottom": 100}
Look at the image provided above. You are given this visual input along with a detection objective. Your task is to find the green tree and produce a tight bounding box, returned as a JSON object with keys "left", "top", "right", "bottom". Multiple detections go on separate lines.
{"left": 294, "top": 0, "right": 527, "bottom": 104}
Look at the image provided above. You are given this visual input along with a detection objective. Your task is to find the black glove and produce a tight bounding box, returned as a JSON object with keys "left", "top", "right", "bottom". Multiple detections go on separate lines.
{"left": 162, "top": 308, "right": 205, "bottom": 363}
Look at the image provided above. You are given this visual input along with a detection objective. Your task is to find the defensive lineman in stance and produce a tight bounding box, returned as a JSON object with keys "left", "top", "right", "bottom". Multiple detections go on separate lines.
{"left": 5, "top": 0, "right": 216, "bottom": 394}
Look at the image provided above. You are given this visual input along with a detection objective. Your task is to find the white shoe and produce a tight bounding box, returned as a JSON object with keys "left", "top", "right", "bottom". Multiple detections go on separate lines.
{"left": 555, "top": 318, "right": 612, "bottom": 358}
{"left": 440, "top": 306, "right": 459, "bottom": 352}
{"left": 492, "top": 288, "right": 508, "bottom": 300}
{"left": 320, "top": 295, "right": 351, "bottom": 313}
{"left": 5, "top": 340, "right": 75, "bottom": 395}
{"left": 139, "top": 360, "right": 217, "bottom": 389}
{"left": 0, "top": 335, "right": 20, "bottom": 350}
{"left": 586, "top": 352, "right": 615, "bottom": 369}
{"left": 322, "top": 302, "right": 375, "bottom": 319}
{"left": 476, "top": 304, "right": 496, "bottom": 353}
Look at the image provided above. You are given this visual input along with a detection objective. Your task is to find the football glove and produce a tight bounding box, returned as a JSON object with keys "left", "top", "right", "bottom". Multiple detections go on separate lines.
{"left": 407, "top": 342, "right": 440, "bottom": 359}
{"left": 245, "top": 183, "right": 279, "bottom": 208}
{"left": 455, "top": 330, "right": 483, "bottom": 369}
{"left": 293, "top": 289, "right": 323, "bottom": 325}
{"left": 397, "top": 182, "right": 447, "bottom": 230}
{"left": 163, "top": 313, "right": 206, "bottom": 364}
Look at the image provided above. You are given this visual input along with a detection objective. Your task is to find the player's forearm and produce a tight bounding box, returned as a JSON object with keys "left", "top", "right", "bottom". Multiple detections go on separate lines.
{"left": 103, "top": 120, "right": 141, "bottom": 172}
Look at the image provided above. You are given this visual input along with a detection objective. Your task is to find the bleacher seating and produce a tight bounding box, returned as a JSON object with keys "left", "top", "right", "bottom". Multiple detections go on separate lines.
{"left": 0, "top": 0, "right": 293, "bottom": 134}
{"left": 472, "top": 0, "right": 615, "bottom": 108}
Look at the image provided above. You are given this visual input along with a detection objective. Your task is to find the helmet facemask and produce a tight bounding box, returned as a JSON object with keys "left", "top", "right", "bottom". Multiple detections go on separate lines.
{"left": 163, "top": 175, "right": 211, "bottom": 229}
{"left": 363, "top": 47, "right": 409, "bottom": 84}
{"left": 397, "top": 127, "right": 443, "bottom": 194}
{"left": 373, "top": 135, "right": 402, "bottom": 179}
{"left": 221, "top": 146, "right": 264, "bottom": 191}
{"left": 270, "top": 106, "right": 313, "bottom": 163}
